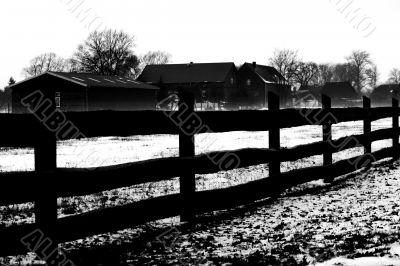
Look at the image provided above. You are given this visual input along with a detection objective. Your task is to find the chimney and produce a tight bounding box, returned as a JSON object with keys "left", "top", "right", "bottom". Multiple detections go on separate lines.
{"left": 252, "top": 62, "right": 257, "bottom": 68}
{"left": 188, "top": 62, "right": 194, "bottom": 67}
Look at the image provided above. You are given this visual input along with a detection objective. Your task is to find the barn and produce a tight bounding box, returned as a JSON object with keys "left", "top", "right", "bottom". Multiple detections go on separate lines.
{"left": 236, "top": 62, "right": 291, "bottom": 109}
{"left": 8, "top": 72, "right": 159, "bottom": 113}
{"left": 321, "top": 82, "right": 362, "bottom": 107}
{"left": 138, "top": 62, "right": 237, "bottom": 110}
{"left": 370, "top": 84, "right": 400, "bottom": 106}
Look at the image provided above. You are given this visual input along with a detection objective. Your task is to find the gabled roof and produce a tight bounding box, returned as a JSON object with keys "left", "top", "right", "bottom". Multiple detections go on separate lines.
{"left": 241, "top": 63, "right": 286, "bottom": 83}
{"left": 321, "top": 82, "right": 359, "bottom": 99}
{"left": 138, "top": 62, "right": 236, "bottom": 84}
{"left": 7, "top": 72, "right": 159, "bottom": 90}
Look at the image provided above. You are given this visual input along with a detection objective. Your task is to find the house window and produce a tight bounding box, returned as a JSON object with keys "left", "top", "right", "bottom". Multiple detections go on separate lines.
{"left": 246, "top": 79, "right": 251, "bottom": 86}
{"left": 201, "top": 90, "right": 207, "bottom": 98}
{"left": 55, "top": 92, "right": 61, "bottom": 108}
{"left": 230, "top": 77, "right": 234, "bottom": 85}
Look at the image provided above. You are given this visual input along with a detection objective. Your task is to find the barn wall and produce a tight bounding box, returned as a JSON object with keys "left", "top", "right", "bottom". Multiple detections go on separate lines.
{"left": 87, "top": 87, "right": 157, "bottom": 111}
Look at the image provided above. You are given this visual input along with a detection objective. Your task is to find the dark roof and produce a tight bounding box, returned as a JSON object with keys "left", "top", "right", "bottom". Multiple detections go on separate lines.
{"left": 242, "top": 63, "right": 286, "bottom": 83}
{"left": 138, "top": 62, "right": 236, "bottom": 84}
{"left": 321, "top": 82, "right": 359, "bottom": 99}
{"left": 8, "top": 72, "right": 159, "bottom": 90}
{"left": 371, "top": 84, "right": 400, "bottom": 97}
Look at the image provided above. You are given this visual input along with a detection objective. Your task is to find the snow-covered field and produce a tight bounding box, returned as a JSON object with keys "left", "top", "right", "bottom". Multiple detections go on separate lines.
{"left": 121, "top": 160, "right": 400, "bottom": 266}
{"left": 0, "top": 118, "right": 394, "bottom": 172}
{"left": 0, "top": 117, "right": 399, "bottom": 265}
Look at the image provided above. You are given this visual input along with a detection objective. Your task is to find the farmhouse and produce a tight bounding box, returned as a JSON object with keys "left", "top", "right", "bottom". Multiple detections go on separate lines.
{"left": 321, "top": 82, "right": 361, "bottom": 107}
{"left": 138, "top": 62, "right": 237, "bottom": 110}
{"left": 9, "top": 72, "right": 159, "bottom": 113}
{"left": 370, "top": 84, "right": 400, "bottom": 106}
{"left": 235, "top": 62, "right": 291, "bottom": 109}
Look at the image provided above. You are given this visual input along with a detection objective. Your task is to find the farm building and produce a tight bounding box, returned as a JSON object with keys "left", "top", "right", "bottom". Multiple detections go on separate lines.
{"left": 370, "top": 84, "right": 400, "bottom": 106}
{"left": 235, "top": 62, "right": 291, "bottom": 109}
{"left": 138, "top": 62, "right": 237, "bottom": 110}
{"left": 8, "top": 72, "right": 159, "bottom": 113}
{"left": 320, "top": 82, "right": 362, "bottom": 107}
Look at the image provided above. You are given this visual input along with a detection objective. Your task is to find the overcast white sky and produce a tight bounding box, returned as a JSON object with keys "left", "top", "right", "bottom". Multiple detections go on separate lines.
{"left": 0, "top": 0, "right": 399, "bottom": 88}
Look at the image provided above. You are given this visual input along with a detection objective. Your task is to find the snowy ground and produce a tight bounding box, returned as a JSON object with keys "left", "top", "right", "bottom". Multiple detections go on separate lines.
{"left": 121, "top": 160, "right": 400, "bottom": 266}
{"left": 0, "top": 118, "right": 399, "bottom": 265}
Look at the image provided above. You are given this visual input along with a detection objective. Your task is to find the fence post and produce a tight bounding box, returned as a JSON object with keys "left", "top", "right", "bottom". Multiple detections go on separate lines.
{"left": 322, "top": 95, "right": 333, "bottom": 183}
{"left": 34, "top": 129, "right": 58, "bottom": 265}
{"left": 393, "top": 97, "right": 399, "bottom": 160}
{"left": 178, "top": 90, "right": 196, "bottom": 222}
{"left": 268, "top": 91, "right": 280, "bottom": 179}
{"left": 363, "top": 97, "right": 372, "bottom": 155}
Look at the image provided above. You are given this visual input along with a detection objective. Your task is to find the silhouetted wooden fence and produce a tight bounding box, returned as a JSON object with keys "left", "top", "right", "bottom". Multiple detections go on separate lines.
{"left": 0, "top": 92, "right": 399, "bottom": 263}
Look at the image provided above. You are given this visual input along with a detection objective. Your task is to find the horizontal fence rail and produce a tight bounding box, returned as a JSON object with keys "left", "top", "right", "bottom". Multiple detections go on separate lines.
{"left": 0, "top": 93, "right": 399, "bottom": 262}
{"left": 0, "top": 108, "right": 399, "bottom": 147}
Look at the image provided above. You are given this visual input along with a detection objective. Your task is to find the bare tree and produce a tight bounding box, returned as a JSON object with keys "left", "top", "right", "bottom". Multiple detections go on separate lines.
{"left": 269, "top": 49, "right": 299, "bottom": 84}
{"left": 292, "top": 62, "right": 319, "bottom": 87}
{"left": 388, "top": 68, "right": 400, "bottom": 84}
{"left": 71, "top": 29, "right": 141, "bottom": 77}
{"left": 365, "top": 64, "right": 378, "bottom": 90}
{"left": 138, "top": 50, "right": 171, "bottom": 76}
{"left": 141, "top": 51, "right": 171, "bottom": 66}
{"left": 22, "top": 53, "right": 69, "bottom": 77}
{"left": 314, "top": 64, "right": 334, "bottom": 85}
{"left": 346, "top": 50, "right": 374, "bottom": 92}
{"left": 332, "top": 63, "right": 357, "bottom": 83}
